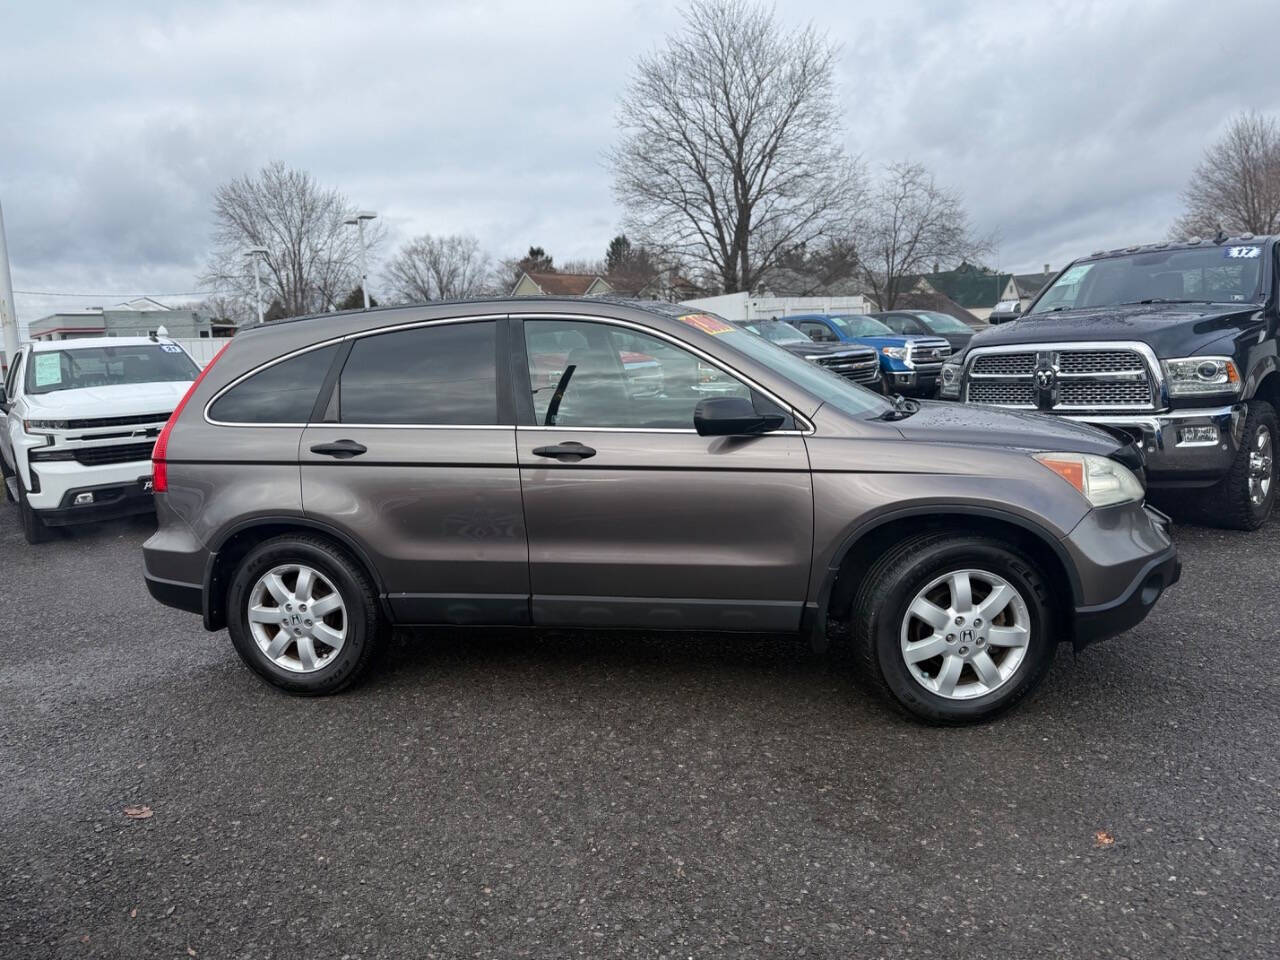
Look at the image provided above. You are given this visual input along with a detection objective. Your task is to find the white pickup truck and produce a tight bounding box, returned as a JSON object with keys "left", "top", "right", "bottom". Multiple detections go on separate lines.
{"left": 0, "top": 336, "right": 199, "bottom": 543}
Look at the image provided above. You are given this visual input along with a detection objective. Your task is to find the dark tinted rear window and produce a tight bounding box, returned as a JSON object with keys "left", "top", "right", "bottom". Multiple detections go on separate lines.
{"left": 339, "top": 321, "right": 497, "bottom": 425}
{"left": 209, "top": 344, "right": 339, "bottom": 424}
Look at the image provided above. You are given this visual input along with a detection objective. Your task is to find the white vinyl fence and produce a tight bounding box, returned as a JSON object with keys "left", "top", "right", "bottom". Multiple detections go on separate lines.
{"left": 169, "top": 337, "right": 230, "bottom": 368}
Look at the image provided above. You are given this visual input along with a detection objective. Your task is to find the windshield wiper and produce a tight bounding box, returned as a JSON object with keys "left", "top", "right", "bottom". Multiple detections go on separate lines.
{"left": 877, "top": 394, "right": 919, "bottom": 421}
{"left": 1116, "top": 298, "right": 1213, "bottom": 306}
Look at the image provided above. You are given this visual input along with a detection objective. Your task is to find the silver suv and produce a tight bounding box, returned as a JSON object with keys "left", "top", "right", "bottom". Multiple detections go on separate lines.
{"left": 143, "top": 299, "right": 1179, "bottom": 722}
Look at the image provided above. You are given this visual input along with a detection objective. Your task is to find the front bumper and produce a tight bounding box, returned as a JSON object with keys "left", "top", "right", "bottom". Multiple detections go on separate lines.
{"left": 1062, "top": 403, "right": 1244, "bottom": 487}
{"left": 36, "top": 478, "right": 156, "bottom": 526}
{"left": 1064, "top": 502, "right": 1180, "bottom": 650}
{"left": 882, "top": 363, "right": 940, "bottom": 396}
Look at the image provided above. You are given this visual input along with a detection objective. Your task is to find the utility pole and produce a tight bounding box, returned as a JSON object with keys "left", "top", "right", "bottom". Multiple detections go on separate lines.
{"left": 344, "top": 211, "right": 377, "bottom": 309}
{"left": 0, "top": 200, "right": 20, "bottom": 364}
{"left": 246, "top": 247, "right": 268, "bottom": 324}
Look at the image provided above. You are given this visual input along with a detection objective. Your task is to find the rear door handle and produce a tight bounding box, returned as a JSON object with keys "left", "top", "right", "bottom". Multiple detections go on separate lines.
{"left": 309, "top": 439, "right": 367, "bottom": 459}
{"left": 532, "top": 441, "right": 596, "bottom": 462}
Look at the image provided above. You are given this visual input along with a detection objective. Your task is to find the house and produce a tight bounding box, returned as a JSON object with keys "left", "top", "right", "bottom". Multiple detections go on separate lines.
{"left": 27, "top": 298, "right": 234, "bottom": 341}
{"left": 511, "top": 271, "right": 614, "bottom": 297}
{"left": 909, "top": 264, "right": 1010, "bottom": 322}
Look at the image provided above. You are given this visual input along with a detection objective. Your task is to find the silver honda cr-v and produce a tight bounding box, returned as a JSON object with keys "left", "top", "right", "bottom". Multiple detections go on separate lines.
{"left": 143, "top": 299, "right": 1179, "bottom": 722}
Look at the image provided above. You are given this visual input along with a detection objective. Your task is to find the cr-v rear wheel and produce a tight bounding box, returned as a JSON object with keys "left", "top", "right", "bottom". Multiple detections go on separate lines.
{"left": 227, "top": 534, "right": 383, "bottom": 695}
{"left": 850, "top": 532, "right": 1056, "bottom": 723}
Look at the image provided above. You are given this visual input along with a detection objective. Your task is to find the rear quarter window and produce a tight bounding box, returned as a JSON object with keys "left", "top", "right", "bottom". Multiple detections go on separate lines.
{"left": 208, "top": 343, "right": 340, "bottom": 424}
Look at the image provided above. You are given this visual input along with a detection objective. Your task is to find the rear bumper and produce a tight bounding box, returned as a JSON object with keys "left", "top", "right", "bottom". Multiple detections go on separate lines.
{"left": 145, "top": 573, "right": 203, "bottom": 615}
{"left": 1064, "top": 404, "right": 1244, "bottom": 487}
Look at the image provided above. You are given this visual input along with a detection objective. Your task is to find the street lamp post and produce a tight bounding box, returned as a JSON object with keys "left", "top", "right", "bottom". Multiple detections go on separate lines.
{"left": 344, "top": 211, "right": 377, "bottom": 309}
{"left": 245, "top": 247, "right": 268, "bottom": 325}
{"left": 0, "top": 200, "right": 20, "bottom": 364}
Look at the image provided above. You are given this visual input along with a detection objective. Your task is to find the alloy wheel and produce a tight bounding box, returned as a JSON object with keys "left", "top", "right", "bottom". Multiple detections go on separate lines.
{"left": 1248, "top": 424, "right": 1273, "bottom": 507}
{"left": 247, "top": 563, "right": 347, "bottom": 673}
{"left": 899, "top": 568, "right": 1031, "bottom": 700}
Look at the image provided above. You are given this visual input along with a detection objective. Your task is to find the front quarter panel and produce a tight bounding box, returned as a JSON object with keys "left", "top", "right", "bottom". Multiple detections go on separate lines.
{"left": 804, "top": 405, "right": 1091, "bottom": 608}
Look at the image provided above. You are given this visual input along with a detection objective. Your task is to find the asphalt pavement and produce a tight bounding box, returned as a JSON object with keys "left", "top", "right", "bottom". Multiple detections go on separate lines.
{"left": 0, "top": 504, "right": 1276, "bottom": 959}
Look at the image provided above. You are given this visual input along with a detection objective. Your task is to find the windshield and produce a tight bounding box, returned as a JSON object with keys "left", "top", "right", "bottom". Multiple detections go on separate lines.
{"left": 1029, "top": 245, "right": 1266, "bottom": 315}
{"left": 743, "top": 320, "right": 810, "bottom": 345}
{"left": 25, "top": 343, "right": 199, "bottom": 395}
{"left": 712, "top": 319, "right": 891, "bottom": 418}
{"left": 828, "top": 315, "right": 894, "bottom": 337}
{"left": 913, "top": 311, "right": 973, "bottom": 333}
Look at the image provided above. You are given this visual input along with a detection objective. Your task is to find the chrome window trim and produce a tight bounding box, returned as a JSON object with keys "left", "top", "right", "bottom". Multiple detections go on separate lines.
{"left": 203, "top": 315, "right": 506, "bottom": 428}
{"left": 513, "top": 312, "right": 817, "bottom": 435}
{"left": 203, "top": 311, "right": 818, "bottom": 434}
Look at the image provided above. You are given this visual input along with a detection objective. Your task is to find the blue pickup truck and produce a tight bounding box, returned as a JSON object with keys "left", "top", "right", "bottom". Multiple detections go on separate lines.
{"left": 787, "top": 313, "right": 953, "bottom": 396}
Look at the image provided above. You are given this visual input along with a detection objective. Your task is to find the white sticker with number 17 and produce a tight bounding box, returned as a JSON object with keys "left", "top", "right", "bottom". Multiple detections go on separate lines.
{"left": 1226, "top": 246, "right": 1260, "bottom": 259}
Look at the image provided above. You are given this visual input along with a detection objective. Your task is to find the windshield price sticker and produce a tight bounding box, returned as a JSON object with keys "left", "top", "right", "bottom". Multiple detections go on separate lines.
{"left": 1226, "top": 246, "right": 1260, "bottom": 259}
{"left": 679, "top": 313, "right": 734, "bottom": 335}
{"left": 160, "top": 344, "right": 182, "bottom": 353}
{"left": 1058, "top": 264, "right": 1092, "bottom": 284}
{"left": 33, "top": 353, "right": 63, "bottom": 386}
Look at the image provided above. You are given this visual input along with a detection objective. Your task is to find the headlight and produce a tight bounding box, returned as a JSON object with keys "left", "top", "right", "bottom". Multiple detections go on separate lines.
{"left": 23, "top": 419, "right": 69, "bottom": 432}
{"left": 1160, "top": 356, "right": 1240, "bottom": 396}
{"left": 1033, "top": 452, "right": 1144, "bottom": 507}
{"left": 939, "top": 360, "right": 962, "bottom": 398}
{"left": 879, "top": 346, "right": 908, "bottom": 360}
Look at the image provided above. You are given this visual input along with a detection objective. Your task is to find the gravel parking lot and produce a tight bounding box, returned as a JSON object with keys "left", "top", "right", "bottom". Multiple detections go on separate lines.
{"left": 1, "top": 503, "right": 1277, "bottom": 959}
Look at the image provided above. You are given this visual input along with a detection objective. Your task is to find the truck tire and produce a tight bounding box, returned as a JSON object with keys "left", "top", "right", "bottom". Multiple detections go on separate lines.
{"left": 17, "top": 481, "right": 52, "bottom": 544}
{"left": 1207, "top": 400, "right": 1277, "bottom": 531}
{"left": 849, "top": 532, "right": 1056, "bottom": 724}
{"left": 226, "top": 534, "right": 384, "bottom": 696}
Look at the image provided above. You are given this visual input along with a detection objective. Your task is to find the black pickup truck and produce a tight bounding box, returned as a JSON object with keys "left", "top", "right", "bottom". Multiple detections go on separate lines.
{"left": 941, "top": 235, "right": 1279, "bottom": 529}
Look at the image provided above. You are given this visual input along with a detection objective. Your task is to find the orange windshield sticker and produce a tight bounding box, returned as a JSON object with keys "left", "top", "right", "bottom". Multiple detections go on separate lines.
{"left": 678, "top": 313, "right": 734, "bottom": 335}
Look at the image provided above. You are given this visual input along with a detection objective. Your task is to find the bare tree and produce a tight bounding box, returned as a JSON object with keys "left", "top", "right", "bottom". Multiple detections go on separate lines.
{"left": 610, "top": 0, "right": 865, "bottom": 294}
{"left": 1174, "top": 111, "right": 1280, "bottom": 238}
{"left": 854, "top": 162, "right": 990, "bottom": 310}
{"left": 383, "top": 233, "right": 493, "bottom": 302}
{"left": 201, "top": 162, "right": 383, "bottom": 321}
{"left": 558, "top": 258, "right": 607, "bottom": 275}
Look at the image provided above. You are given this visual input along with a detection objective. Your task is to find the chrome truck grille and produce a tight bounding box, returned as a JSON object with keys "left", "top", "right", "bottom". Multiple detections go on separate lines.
{"left": 965, "top": 343, "right": 1157, "bottom": 411}
{"left": 815, "top": 350, "right": 882, "bottom": 385}
{"left": 907, "top": 338, "right": 952, "bottom": 374}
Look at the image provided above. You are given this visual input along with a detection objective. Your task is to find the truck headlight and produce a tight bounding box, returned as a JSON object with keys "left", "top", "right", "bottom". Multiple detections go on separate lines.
{"left": 1033, "top": 452, "right": 1144, "bottom": 507}
{"left": 1160, "top": 356, "right": 1240, "bottom": 396}
{"left": 879, "top": 346, "right": 908, "bottom": 360}
{"left": 23, "top": 419, "right": 69, "bottom": 432}
{"left": 939, "top": 361, "right": 962, "bottom": 398}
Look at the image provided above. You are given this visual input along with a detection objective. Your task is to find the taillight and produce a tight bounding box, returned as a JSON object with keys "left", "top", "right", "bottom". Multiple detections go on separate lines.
{"left": 152, "top": 342, "right": 232, "bottom": 493}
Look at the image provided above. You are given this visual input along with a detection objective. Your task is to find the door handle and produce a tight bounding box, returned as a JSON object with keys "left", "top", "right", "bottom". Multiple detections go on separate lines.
{"left": 309, "top": 439, "right": 368, "bottom": 459}
{"left": 532, "top": 441, "right": 596, "bottom": 462}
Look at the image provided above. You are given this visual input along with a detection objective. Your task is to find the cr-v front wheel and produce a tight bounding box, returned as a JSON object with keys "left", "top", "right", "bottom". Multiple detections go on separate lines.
{"left": 227, "top": 534, "right": 383, "bottom": 695}
{"left": 850, "top": 532, "right": 1056, "bottom": 723}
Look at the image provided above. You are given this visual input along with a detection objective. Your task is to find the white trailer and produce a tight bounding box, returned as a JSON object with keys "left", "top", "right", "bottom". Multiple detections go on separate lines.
{"left": 680, "top": 291, "right": 877, "bottom": 322}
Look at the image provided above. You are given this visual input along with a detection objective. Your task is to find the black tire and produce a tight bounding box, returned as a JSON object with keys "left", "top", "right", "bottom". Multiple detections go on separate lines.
{"left": 17, "top": 481, "right": 52, "bottom": 544}
{"left": 0, "top": 452, "right": 13, "bottom": 481}
{"left": 226, "top": 534, "right": 383, "bottom": 695}
{"left": 1204, "top": 400, "right": 1277, "bottom": 531}
{"left": 849, "top": 532, "right": 1056, "bottom": 724}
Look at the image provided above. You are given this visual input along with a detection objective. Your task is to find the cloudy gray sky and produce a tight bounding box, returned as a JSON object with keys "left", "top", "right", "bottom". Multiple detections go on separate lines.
{"left": 2, "top": 0, "right": 1278, "bottom": 327}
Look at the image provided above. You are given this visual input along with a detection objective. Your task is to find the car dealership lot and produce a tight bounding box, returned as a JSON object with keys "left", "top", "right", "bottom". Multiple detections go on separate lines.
{"left": 1, "top": 509, "right": 1276, "bottom": 959}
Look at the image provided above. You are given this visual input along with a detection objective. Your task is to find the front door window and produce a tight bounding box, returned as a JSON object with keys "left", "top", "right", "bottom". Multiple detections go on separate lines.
{"left": 523, "top": 319, "right": 756, "bottom": 429}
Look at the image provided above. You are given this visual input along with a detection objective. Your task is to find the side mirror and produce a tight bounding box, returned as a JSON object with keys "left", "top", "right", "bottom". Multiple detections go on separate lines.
{"left": 694, "top": 396, "right": 785, "bottom": 436}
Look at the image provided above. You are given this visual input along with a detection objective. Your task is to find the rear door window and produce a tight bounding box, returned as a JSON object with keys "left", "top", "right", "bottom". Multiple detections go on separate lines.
{"left": 209, "top": 344, "right": 340, "bottom": 424}
{"left": 339, "top": 320, "right": 498, "bottom": 425}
